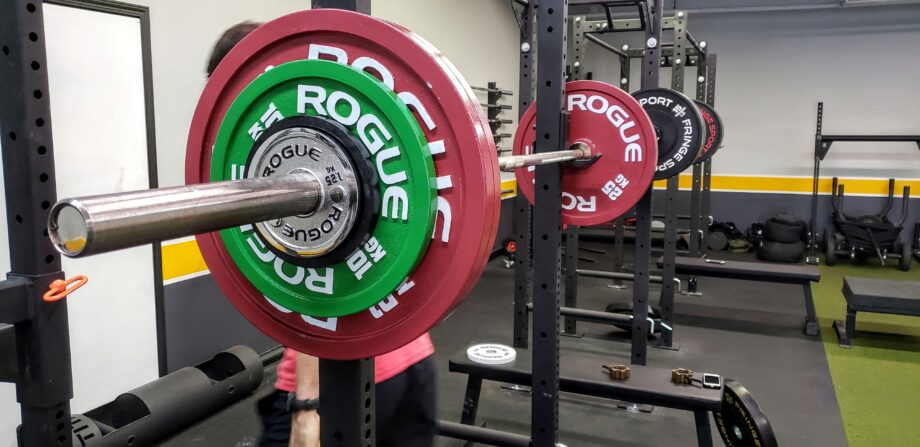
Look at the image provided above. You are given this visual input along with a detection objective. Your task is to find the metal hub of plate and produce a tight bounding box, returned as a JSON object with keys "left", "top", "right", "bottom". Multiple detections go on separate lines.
{"left": 248, "top": 125, "right": 360, "bottom": 260}
{"left": 633, "top": 88, "right": 704, "bottom": 180}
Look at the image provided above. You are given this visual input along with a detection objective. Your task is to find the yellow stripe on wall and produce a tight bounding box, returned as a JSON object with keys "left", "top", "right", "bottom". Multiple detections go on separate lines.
{"left": 161, "top": 239, "right": 208, "bottom": 281}
{"left": 651, "top": 175, "right": 920, "bottom": 196}
{"left": 161, "top": 175, "right": 916, "bottom": 283}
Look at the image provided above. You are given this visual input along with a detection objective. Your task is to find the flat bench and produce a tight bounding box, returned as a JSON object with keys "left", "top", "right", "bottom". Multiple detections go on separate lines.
{"left": 447, "top": 348, "right": 723, "bottom": 447}
{"left": 659, "top": 256, "right": 822, "bottom": 335}
{"left": 833, "top": 276, "right": 920, "bottom": 347}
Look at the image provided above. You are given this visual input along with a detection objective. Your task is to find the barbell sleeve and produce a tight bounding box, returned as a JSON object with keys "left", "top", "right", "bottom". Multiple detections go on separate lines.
{"left": 48, "top": 147, "right": 592, "bottom": 258}
{"left": 48, "top": 173, "right": 321, "bottom": 258}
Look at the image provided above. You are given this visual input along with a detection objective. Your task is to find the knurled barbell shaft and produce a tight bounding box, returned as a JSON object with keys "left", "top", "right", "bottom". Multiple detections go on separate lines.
{"left": 49, "top": 173, "right": 321, "bottom": 258}
{"left": 48, "top": 147, "right": 592, "bottom": 258}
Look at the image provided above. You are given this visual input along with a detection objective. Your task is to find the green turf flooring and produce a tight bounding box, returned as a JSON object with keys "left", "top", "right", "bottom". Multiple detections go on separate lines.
{"left": 813, "top": 258, "right": 920, "bottom": 446}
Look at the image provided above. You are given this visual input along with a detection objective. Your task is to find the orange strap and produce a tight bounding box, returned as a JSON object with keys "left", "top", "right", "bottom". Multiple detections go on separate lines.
{"left": 43, "top": 275, "right": 88, "bottom": 302}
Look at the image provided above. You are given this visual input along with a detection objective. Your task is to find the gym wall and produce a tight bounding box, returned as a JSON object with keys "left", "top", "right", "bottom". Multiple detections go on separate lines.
{"left": 583, "top": 4, "right": 920, "bottom": 230}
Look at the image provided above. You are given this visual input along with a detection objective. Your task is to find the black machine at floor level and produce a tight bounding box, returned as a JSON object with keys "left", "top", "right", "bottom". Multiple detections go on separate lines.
{"left": 915, "top": 222, "right": 920, "bottom": 261}
{"left": 72, "top": 346, "right": 263, "bottom": 446}
{"left": 805, "top": 101, "right": 920, "bottom": 264}
{"left": 825, "top": 177, "right": 912, "bottom": 271}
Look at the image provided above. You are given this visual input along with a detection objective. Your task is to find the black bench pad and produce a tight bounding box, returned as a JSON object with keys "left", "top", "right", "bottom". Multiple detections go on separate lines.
{"left": 659, "top": 256, "right": 820, "bottom": 284}
{"left": 843, "top": 277, "right": 920, "bottom": 316}
{"left": 449, "top": 348, "right": 722, "bottom": 412}
{"left": 657, "top": 256, "right": 821, "bottom": 335}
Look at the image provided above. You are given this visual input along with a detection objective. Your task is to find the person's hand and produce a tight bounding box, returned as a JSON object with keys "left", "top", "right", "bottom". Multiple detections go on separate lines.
{"left": 289, "top": 409, "right": 320, "bottom": 447}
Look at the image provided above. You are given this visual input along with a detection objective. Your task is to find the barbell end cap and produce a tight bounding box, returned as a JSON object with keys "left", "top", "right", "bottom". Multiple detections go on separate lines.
{"left": 48, "top": 200, "right": 91, "bottom": 258}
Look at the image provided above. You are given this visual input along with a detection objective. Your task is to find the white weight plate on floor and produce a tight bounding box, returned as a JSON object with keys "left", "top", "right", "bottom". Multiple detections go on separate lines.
{"left": 467, "top": 343, "right": 517, "bottom": 365}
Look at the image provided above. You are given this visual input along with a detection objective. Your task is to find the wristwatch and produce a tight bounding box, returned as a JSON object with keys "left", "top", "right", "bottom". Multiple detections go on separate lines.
{"left": 286, "top": 393, "right": 320, "bottom": 413}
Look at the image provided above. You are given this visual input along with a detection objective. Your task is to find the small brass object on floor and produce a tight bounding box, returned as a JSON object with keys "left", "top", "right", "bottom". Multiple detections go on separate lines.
{"left": 671, "top": 368, "right": 694, "bottom": 384}
{"left": 602, "top": 364, "right": 631, "bottom": 380}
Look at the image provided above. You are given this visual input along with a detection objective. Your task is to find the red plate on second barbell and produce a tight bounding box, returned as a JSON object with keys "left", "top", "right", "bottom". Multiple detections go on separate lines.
{"left": 513, "top": 80, "right": 658, "bottom": 226}
{"left": 186, "top": 9, "right": 499, "bottom": 359}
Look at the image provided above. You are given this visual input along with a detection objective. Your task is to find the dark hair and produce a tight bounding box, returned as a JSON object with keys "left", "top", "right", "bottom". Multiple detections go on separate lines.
{"left": 206, "top": 22, "right": 261, "bottom": 77}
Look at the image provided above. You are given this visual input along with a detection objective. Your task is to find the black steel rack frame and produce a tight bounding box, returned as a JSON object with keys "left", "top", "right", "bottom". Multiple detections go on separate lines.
{"left": 1, "top": 1, "right": 73, "bottom": 444}
{"left": 805, "top": 101, "right": 920, "bottom": 264}
{"left": 556, "top": 9, "right": 717, "bottom": 350}
{"left": 512, "top": 0, "right": 663, "bottom": 369}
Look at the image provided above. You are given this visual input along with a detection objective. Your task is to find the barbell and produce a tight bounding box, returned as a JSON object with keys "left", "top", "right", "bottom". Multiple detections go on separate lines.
{"left": 50, "top": 145, "right": 594, "bottom": 259}
{"left": 47, "top": 9, "right": 722, "bottom": 359}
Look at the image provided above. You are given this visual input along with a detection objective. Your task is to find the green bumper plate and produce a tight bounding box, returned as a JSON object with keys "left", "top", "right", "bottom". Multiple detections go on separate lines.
{"left": 211, "top": 59, "right": 436, "bottom": 317}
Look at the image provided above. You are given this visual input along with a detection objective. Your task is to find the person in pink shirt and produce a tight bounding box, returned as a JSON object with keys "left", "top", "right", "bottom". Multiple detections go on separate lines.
{"left": 206, "top": 23, "right": 437, "bottom": 447}
{"left": 278, "top": 336, "right": 436, "bottom": 447}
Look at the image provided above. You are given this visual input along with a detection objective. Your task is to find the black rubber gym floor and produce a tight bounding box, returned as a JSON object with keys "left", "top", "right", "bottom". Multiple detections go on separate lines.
{"left": 163, "top": 240, "right": 847, "bottom": 446}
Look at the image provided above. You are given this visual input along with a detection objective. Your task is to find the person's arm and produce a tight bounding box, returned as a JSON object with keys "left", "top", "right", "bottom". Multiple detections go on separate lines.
{"left": 290, "top": 353, "right": 320, "bottom": 447}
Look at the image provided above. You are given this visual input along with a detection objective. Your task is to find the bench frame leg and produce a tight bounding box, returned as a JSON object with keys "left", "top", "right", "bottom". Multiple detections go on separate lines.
{"left": 834, "top": 306, "right": 857, "bottom": 348}
{"left": 694, "top": 410, "right": 714, "bottom": 447}
{"left": 458, "top": 375, "right": 485, "bottom": 447}
{"left": 460, "top": 375, "right": 483, "bottom": 426}
{"left": 802, "top": 283, "right": 819, "bottom": 336}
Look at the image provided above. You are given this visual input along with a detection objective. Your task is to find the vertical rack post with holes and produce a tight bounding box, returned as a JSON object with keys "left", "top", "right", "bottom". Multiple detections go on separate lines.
{"left": 688, "top": 46, "right": 716, "bottom": 264}
{"left": 0, "top": 1, "right": 73, "bottom": 445}
{"left": 530, "top": 0, "right": 566, "bottom": 444}
{"left": 512, "top": 0, "right": 534, "bottom": 350}
{"left": 610, "top": 11, "right": 714, "bottom": 350}
{"left": 610, "top": 45, "right": 631, "bottom": 291}
{"left": 308, "top": 2, "right": 377, "bottom": 447}
{"left": 563, "top": 1, "right": 662, "bottom": 363}
{"left": 629, "top": 0, "right": 662, "bottom": 365}
{"left": 688, "top": 51, "right": 707, "bottom": 259}
{"left": 655, "top": 10, "right": 692, "bottom": 351}
{"left": 700, "top": 54, "right": 717, "bottom": 253}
